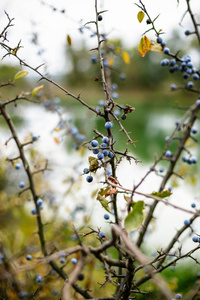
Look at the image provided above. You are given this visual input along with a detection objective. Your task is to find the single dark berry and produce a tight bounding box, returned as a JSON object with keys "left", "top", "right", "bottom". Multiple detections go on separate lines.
{"left": 86, "top": 175, "right": 93, "bottom": 183}
{"left": 83, "top": 168, "right": 89, "bottom": 174}
{"left": 26, "top": 254, "right": 32, "bottom": 261}
{"left": 104, "top": 214, "right": 110, "bottom": 220}
{"left": 187, "top": 81, "right": 194, "bottom": 88}
{"left": 165, "top": 150, "right": 172, "bottom": 157}
{"left": 192, "top": 236, "right": 200, "bottom": 243}
{"left": 91, "top": 140, "right": 98, "bottom": 147}
{"left": 102, "top": 136, "right": 109, "bottom": 143}
{"left": 71, "top": 258, "right": 77, "bottom": 265}
{"left": 77, "top": 273, "right": 85, "bottom": 281}
{"left": 184, "top": 30, "right": 190, "bottom": 36}
{"left": 97, "top": 153, "right": 104, "bottom": 160}
{"left": 184, "top": 220, "right": 190, "bottom": 226}
{"left": 163, "top": 47, "right": 170, "bottom": 54}
{"left": 98, "top": 15, "right": 103, "bottom": 21}
{"left": 99, "top": 231, "right": 106, "bottom": 237}
{"left": 157, "top": 36, "right": 163, "bottom": 44}
{"left": 105, "top": 121, "right": 113, "bottom": 129}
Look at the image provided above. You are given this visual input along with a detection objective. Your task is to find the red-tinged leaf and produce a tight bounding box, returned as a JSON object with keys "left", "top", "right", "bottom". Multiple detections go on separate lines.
{"left": 137, "top": 11, "right": 145, "bottom": 23}
{"left": 122, "top": 51, "right": 130, "bottom": 64}
{"left": 98, "top": 187, "right": 110, "bottom": 197}
{"left": 14, "top": 70, "right": 29, "bottom": 81}
{"left": 124, "top": 104, "right": 135, "bottom": 114}
{"left": 138, "top": 37, "right": 147, "bottom": 57}
{"left": 104, "top": 188, "right": 118, "bottom": 197}
{"left": 144, "top": 36, "right": 151, "bottom": 51}
{"left": 32, "top": 85, "right": 44, "bottom": 96}
{"left": 108, "top": 176, "right": 119, "bottom": 185}
{"left": 67, "top": 34, "right": 72, "bottom": 46}
{"left": 53, "top": 137, "right": 60, "bottom": 144}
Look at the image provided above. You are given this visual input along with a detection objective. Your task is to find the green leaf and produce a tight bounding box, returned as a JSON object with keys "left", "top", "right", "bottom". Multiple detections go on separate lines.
{"left": 88, "top": 156, "right": 99, "bottom": 172}
{"left": 124, "top": 196, "right": 130, "bottom": 202}
{"left": 97, "top": 187, "right": 111, "bottom": 213}
{"left": 124, "top": 201, "right": 145, "bottom": 232}
{"left": 14, "top": 70, "right": 29, "bottom": 81}
{"left": 151, "top": 190, "right": 172, "bottom": 198}
{"left": 137, "top": 11, "right": 145, "bottom": 23}
{"left": 31, "top": 85, "right": 44, "bottom": 96}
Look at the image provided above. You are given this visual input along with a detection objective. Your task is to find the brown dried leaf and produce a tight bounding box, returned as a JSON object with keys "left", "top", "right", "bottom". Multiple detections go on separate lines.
{"left": 108, "top": 176, "right": 119, "bottom": 185}
{"left": 104, "top": 188, "right": 118, "bottom": 197}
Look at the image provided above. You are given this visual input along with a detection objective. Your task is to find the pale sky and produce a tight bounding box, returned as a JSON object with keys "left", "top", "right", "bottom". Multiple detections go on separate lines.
{"left": 1, "top": 0, "right": 200, "bottom": 74}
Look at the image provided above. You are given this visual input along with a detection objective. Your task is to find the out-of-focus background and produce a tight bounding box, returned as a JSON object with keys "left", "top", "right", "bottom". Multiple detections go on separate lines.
{"left": 0, "top": 1, "right": 200, "bottom": 298}
{"left": 1, "top": 0, "right": 200, "bottom": 159}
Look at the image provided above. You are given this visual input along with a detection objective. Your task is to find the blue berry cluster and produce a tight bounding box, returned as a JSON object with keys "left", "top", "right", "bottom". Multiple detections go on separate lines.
{"left": 69, "top": 123, "right": 86, "bottom": 146}
{"left": 83, "top": 133, "right": 114, "bottom": 183}
{"left": 164, "top": 120, "right": 198, "bottom": 165}
{"left": 53, "top": 109, "right": 86, "bottom": 148}
{"left": 157, "top": 35, "right": 200, "bottom": 88}
{"left": 95, "top": 94, "right": 128, "bottom": 120}
{"left": 37, "top": 198, "right": 43, "bottom": 209}
{"left": 182, "top": 156, "right": 197, "bottom": 164}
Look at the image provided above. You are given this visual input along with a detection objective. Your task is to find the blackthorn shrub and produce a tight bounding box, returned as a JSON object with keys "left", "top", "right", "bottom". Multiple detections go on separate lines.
{"left": 0, "top": 1, "right": 200, "bottom": 300}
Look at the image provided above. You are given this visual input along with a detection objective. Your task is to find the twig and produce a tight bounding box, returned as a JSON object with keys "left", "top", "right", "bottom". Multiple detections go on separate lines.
{"left": 112, "top": 224, "right": 174, "bottom": 299}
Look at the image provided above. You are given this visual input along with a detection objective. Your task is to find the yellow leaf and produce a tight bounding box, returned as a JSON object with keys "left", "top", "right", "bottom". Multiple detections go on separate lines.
{"left": 115, "top": 47, "right": 121, "bottom": 54}
{"left": 122, "top": 51, "right": 130, "bottom": 64}
{"left": 137, "top": 11, "right": 145, "bottom": 23}
{"left": 14, "top": 71, "right": 29, "bottom": 81}
{"left": 12, "top": 46, "right": 20, "bottom": 55}
{"left": 31, "top": 85, "right": 44, "bottom": 96}
{"left": 55, "top": 127, "right": 62, "bottom": 132}
{"left": 138, "top": 36, "right": 152, "bottom": 57}
{"left": 144, "top": 36, "right": 151, "bottom": 51}
{"left": 67, "top": 34, "right": 72, "bottom": 46}
{"left": 138, "top": 37, "right": 147, "bottom": 57}
{"left": 108, "top": 57, "right": 114, "bottom": 66}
